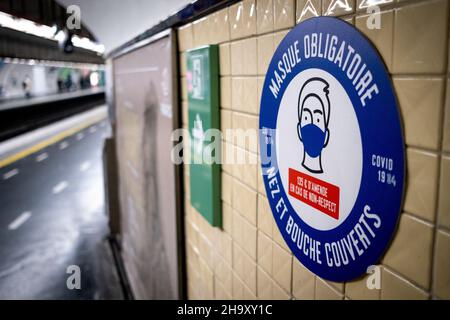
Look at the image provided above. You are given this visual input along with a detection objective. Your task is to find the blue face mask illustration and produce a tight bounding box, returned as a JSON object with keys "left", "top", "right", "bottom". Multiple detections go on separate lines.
{"left": 298, "top": 123, "right": 326, "bottom": 158}
{"left": 297, "top": 78, "right": 331, "bottom": 174}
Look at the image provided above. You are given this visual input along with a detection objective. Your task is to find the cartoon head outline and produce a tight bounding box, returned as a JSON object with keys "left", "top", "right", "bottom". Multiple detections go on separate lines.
{"left": 297, "top": 77, "right": 331, "bottom": 174}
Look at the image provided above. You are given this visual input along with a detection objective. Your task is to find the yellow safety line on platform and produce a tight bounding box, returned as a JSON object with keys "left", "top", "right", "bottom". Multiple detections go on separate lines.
{"left": 0, "top": 115, "right": 107, "bottom": 169}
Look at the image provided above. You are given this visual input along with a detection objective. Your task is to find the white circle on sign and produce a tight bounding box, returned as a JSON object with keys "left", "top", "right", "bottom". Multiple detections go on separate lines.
{"left": 276, "top": 68, "right": 363, "bottom": 231}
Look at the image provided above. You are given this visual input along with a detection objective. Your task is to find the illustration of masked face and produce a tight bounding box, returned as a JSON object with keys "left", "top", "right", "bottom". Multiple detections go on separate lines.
{"left": 298, "top": 95, "right": 327, "bottom": 158}
{"left": 297, "top": 79, "right": 330, "bottom": 173}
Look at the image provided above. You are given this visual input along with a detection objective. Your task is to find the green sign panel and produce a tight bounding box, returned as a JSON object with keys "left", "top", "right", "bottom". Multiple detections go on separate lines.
{"left": 187, "top": 45, "right": 221, "bottom": 227}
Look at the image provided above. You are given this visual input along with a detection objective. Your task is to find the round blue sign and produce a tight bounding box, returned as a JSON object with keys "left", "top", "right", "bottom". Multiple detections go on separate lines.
{"left": 259, "top": 17, "right": 405, "bottom": 282}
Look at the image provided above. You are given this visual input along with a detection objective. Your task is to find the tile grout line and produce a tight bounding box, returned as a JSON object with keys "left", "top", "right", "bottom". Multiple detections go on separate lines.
{"left": 429, "top": 0, "right": 450, "bottom": 298}
{"left": 383, "top": 265, "right": 431, "bottom": 298}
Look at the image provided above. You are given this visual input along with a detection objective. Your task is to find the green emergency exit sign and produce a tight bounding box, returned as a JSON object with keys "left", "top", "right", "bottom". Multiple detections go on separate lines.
{"left": 187, "top": 45, "right": 221, "bottom": 227}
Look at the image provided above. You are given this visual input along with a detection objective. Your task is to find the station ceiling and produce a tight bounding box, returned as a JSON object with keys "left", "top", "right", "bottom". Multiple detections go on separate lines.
{"left": 0, "top": 0, "right": 95, "bottom": 40}
{"left": 55, "top": 0, "right": 192, "bottom": 54}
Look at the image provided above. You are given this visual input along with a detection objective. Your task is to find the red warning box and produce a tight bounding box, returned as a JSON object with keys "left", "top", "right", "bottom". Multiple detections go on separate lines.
{"left": 288, "top": 168, "right": 340, "bottom": 220}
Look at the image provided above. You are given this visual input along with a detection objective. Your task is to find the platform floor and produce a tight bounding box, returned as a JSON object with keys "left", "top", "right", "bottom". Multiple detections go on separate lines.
{"left": 0, "top": 106, "right": 124, "bottom": 299}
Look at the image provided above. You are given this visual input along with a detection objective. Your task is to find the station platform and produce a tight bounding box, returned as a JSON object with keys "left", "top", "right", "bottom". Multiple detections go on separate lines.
{"left": 0, "top": 106, "right": 123, "bottom": 299}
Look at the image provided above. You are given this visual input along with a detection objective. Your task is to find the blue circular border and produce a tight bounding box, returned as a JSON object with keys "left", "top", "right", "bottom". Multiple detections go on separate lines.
{"left": 259, "top": 17, "right": 405, "bottom": 282}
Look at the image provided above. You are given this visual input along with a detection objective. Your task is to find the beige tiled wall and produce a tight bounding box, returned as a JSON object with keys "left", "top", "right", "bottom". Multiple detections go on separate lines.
{"left": 178, "top": 0, "right": 450, "bottom": 300}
